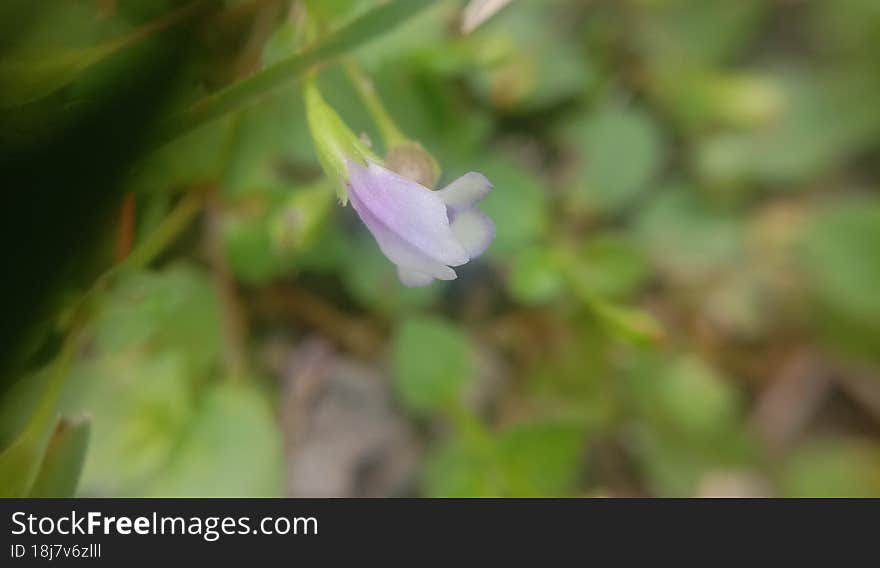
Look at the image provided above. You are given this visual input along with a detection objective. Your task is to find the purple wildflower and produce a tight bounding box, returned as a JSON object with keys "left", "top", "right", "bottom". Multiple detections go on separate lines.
{"left": 346, "top": 160, "right": 495, "bottom": 287}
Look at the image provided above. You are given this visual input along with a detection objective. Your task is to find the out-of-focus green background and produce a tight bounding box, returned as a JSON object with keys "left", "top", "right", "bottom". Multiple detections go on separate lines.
{"left": 3, "top": 0, "right": 880, "bottom": 497}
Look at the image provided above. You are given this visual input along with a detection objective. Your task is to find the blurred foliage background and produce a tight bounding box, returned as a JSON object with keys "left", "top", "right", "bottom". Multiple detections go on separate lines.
{"left": 2, "top": 0, "right": 880, "bottom": 497}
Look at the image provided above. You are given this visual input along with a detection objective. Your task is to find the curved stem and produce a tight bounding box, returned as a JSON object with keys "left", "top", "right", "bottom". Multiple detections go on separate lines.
{"left": 343, "top": 59, "right": 407, "bottom": 148}
{"left": 123, "top": 187, "right": 212, "bottom": 270}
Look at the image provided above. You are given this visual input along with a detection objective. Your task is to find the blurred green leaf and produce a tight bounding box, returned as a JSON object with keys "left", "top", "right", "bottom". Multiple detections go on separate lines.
{"left": 656, "top": 356, "right": 741, "bottom": 437}
{"left": 479, "top": 157, "right": 549, "bottom": 257}
{"left": 589, "top": 300, "right": 664, "bottom": 347}
{"left": 625, "top": 354, "right": 753, "bottom": 496}
{"left": 810, "top": 0, "right": 880, "bottom": 57}
{"left": 636, "top": 183, "right": 743, "bottom": 280}
{"left": 224, "top": 210, "right": 280, "bottom": 285}
{"left": 424, "top": 418, "right": 585, "bottom": 497}
{"left": 0, "top": 368, "right": 51, "bottom": 451}
{"left": 496, "top": 419, "right": 585, "bottom": 497}
{"left": 508, "top": 247, "right": 566, "bottom": 305}
{"left": 467, "top": 1, "right": 596, "bottom": 112}
{"left": 391, "top": 316, "right": 474, "bottom": 415}
{"left": 423, "top": 436, "right": 501, "bottom": 498}
{"left": 147, "top": 382, "right": 283, "bottom": 497}
{"left": 93, "top": 264, "right": 221, "bottom": 375}
{"left": 68, "top": 263, "right": 223, "bottom": 495}
{"left": 570, "top": 235, "right": 650, "bottom": 300}
{"left": 291, "top": 213, "right": 352, "bottom": 274}
{"left": 800, "top": 199, "right": 880, "bottom": 359}
{"left": 0, "top": 328, "right": 80, "bottom": 497}
{"left": 73, "top": 351, "right": 195, "bottom": 495}
{"left": 568, "top": 102, "right": 664, "bottom": 213}
{"left": 636, "top": 0, "right": 767, "bottom": 66}
{"left": 695, "top": 72, "right": 880, "bottom": 188}
{"left": 28, "top": 416, "right": 90, "bottom": 498}
{"left": 782, "top": 440, "right": 880, "bottom": 498}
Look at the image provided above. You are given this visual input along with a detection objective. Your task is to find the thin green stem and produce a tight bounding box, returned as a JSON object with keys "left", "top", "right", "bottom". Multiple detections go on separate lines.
{"left": 123, "top": 187, "right": 212, "bottom": 270}
{"left": 343, "top": 59, "right": 407, "bottom": 148}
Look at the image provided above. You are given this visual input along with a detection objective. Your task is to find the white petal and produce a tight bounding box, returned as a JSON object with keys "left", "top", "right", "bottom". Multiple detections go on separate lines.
{"left": 436, "top": 172, "right": 492, "bottom": 213}
{"left": 450, "top": 208, "right": 495, "bottom": 258}
{"left": 397, "top": 266, "right": 439, "bottom": 287}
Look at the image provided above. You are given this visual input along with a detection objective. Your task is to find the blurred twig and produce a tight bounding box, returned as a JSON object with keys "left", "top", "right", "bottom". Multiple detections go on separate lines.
{"left": 114, "top": 192, "right": 136, "bottom": 263}
{"left": 750, "top": 350, "right": 834, "bottom": 452}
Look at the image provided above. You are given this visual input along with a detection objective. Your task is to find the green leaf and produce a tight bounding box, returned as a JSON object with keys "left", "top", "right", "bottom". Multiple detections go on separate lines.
{"left": 0, "top": 328, "right": 80, "bottom": 497}
{"left": 636, "top": 183, "right": 743, "bottom": 280}
{"left": 696, "top": 72, "right": 880, "bottom": 188}
{"left": 424, "top": 418, "right": 586, "bottom": 497}
{"left": 800, "top": 199, "right": 880, "bottom": 359}
{"left": 423, "top": 437, "right": 502, "bottom": 498}
{"left": 570, "top": 235, "right": 650, "bottom": 300}
{"left": 624, "top": 353, "right": 753, "bottom": 495}
{"left": 569, "top": 102, "right": 664, "bottom": 213}
{"left": 801, "top": 200, "right": 880, "bottom": 320}
{"left": 466, "top": 1, "right": 596, "bottom": 112}
{"left": 782, "top": 440, "right": 880, "bottom": 498}
{"left": 478, "top": 157, "right": 549, "bottom": 257}
{"left": 96, "top": 264, "right": 221, "bottom": 373}
{"left": 73, "top": 351, "right": 196, "bottom": 496}
{"left": 627, "top": 354, "right": 743, "bottom": 442}
{"left": 496, "top": 420, "right": 585, "bottom": 497}
{"left": 590, "top": 300, "right": 664, "bottom": 347}
{"left": 0, "top": 368, "right": 51, "bottom": 451}
{"left": 147, "top": 383, "right": 283, "bottom": 497}
{"left": 28, "top": 416, "right": 91, "bottom": 498}
{"left": 391, "top": 317, "right": 474, "bottom": 415}
{"left": 657, "top": 357, "right": 740, "bottom": 436}
{"left": 508, "top": 247, "right": 566, "bottom": 306}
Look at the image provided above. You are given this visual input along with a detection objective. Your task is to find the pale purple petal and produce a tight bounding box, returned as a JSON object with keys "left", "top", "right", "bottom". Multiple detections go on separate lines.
{"left": 345, "top": 160, "right": 495, "bottom": 286}
{"left": 347, "top": 161, "right": 468, "bottom": 267}
{"left": 450, "top": 208, "right": 495, "bottom": 258}
{"left": 397, "top": 266, "right": 435, "bottom": 288}
{"left": 348, "top": 188, "right": 458, "bottom": 281}
{"left": 436, "top": 172, "right": 492, "bottom": 213}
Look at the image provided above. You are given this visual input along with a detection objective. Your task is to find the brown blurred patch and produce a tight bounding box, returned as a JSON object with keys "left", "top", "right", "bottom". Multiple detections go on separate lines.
{"left": 280, "top": 338, "right": 420, "bottom": 497}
